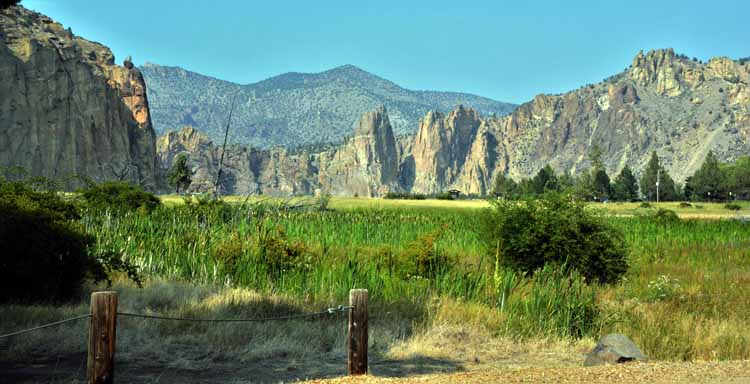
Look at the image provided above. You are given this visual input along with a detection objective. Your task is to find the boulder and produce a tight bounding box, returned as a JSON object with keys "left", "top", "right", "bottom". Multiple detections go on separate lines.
{"left": 584, "top": 334, "right": 648, "bottom": 366}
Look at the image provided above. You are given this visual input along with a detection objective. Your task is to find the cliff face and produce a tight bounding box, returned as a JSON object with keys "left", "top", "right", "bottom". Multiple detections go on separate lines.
{"left": 409, "top": 106, "right": 482, "bottom": 194}
{"left": 158, "top": 108, "right": 402, "bottom": 197}
{"left": 159, "top": 49, "right": 750, "bottom": 197}
{"left": 0, "top": 6, "right": 158, "bottom": 188}
{"left": 492, "top": 48, "right": 750, "bottom": 184}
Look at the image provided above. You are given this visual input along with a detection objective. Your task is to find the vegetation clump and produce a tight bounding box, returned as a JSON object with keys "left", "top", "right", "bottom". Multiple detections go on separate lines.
{"left": 384, "top": 192, "right": 427, "bottom": 200}
{"left": 481, "top": 193, "right": 628, "bottom": 284}
{"left": 725, "top": 203, "right": 742, "bottom": 211}
{"left": 0, "top": 177, "right": 140, "bottom": 302}
{"left": 80, "top": 181, "right": 160, "bottom": 213}
{"left": 166, "top": 153, "right": 193, "bottom": 194}
{"left": 641, "top": 208, "right": 681, "bottom": 224}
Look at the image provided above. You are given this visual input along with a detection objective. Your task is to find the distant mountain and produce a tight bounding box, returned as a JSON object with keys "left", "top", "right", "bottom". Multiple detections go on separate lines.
{"left": 157, "top": 49, "right": 750, "bottom": 197}
{"left": 140, "top": 63, "right": 517, "bottom": 147}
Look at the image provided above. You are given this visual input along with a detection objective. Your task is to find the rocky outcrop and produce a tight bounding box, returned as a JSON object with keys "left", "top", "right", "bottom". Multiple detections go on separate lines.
{"left": 492, "top": 48, "right": 750, "bottom": 184}
{"left": 159, "top": 48, "right": 750, "bottom": 197}
{"left": 0, "top": 6, "right": 158, "bottom": 189}
{"left": 158, "top": 107, "right": 402, "bottom": 197}
{"left": 322, "top": 106, "right": 400, "bottom": 196}
{"left": 410, "top": 106, "right": 482, "bottom": 194}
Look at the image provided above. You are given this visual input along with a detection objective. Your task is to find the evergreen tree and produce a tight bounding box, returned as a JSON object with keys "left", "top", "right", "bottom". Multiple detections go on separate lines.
{"left": 640, "top": 152, "right": 679, "bottom": 201}
{"left": 531, "top": 165, "right": 559, "bottom": 195}
{"left": 589, "top": 143, "right": 605, "bottom": 171}
{"left": 725, "top": 157, "right": 750, "bottom": 199}
{"left": 592, "top": 169, "right": 611, "bottom": 200}
{"left": 492, "top": 173, "right": 519, "bottom": 199}
{"left": 167, "top": 154, "right": 192, "bottom": 194}
{"left": 688, "top": 151, "right": 727, "bottom": 200}
{"left": 611, "top": 165, "right": 639, "bottom": 201}
{"left": 571, "top": 172, "right": 594, "bottom": 201}
{"left": 588, "top": 144, "right": 611, "bottom": 199}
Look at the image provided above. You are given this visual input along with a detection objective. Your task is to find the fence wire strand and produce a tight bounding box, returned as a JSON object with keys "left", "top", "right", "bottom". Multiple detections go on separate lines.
{"left": 116, "top": 305, "right": 353, "bottom": 323}
{"left": 0, "top": 314, "right": 91, "bottom": 339}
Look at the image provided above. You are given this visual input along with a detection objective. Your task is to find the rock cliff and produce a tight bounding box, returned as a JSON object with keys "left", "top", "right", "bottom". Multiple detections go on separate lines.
{"left": 159, "top": 49, "right": 750, "bottom": 197}
{"left": 0, "top": 6, "right": 158, "bottom": 188}
{"left": 491, "top": 48, "right": 750, "bottom": 185}
{"left": 158, "top": 107, "right": 402, "bottom": 197}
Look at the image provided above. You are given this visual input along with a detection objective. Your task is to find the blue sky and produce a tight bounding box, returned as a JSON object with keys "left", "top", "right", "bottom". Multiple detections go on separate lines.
{"left": 23, "top": 0, "right": 750, "bottom": 104}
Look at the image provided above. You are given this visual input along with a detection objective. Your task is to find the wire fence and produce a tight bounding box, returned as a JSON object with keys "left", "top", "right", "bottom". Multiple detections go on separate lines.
{"left": 116, "top": 305, "right": 353, "bottom": 322}
{"left": 0, "top": 306, "right": 352, "bottom": 339}
{"left": 0, "top": 314, "right": 91, "bottom": 339}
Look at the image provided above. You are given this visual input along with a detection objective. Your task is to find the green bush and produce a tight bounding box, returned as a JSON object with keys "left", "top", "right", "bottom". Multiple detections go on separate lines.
{"left": 0, "top": 200, "right": 94, "bottom": 302}
{"left": 80, "top": 181, "right": 160, "bottom": 213}
{"left": 0, "top": 178, "right": 140, "bottom": 302}
{"left": 399, "top": 225, "right": 451, "bottom": 278}
{"left": 384, "top": 192, "right": 427, "bottom": 200}
{"left": 481, "top": 193, "right": 628, "bottom": 284}
{"left": 725, "top": 203, "right": 742, "bottom": 211}
{"left": 639, "top": 202, "right": 653, "bottom": 209}
{"left": 679, "top": 202, "right": 692, "bottom": 208}
{"left": 640, "top": 208, "right": 681, "bottom": 224}
{"left": 435, "top": 192, "right": 454, "bottom": 200}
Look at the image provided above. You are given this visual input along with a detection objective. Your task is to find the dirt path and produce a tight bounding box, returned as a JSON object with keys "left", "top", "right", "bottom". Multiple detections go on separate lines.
{"left": 308, "top": 361, "right": 750, "bottom": 384}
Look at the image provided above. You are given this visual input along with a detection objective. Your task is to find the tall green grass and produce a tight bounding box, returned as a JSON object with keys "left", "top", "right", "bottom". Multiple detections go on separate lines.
{"left": 81, "top": 202, "right": 750, "bottom": 353}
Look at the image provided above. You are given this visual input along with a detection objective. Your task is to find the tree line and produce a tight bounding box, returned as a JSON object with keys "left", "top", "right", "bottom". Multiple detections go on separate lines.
{"left": 493, "top": 148, "right": 750, "bottom": 202}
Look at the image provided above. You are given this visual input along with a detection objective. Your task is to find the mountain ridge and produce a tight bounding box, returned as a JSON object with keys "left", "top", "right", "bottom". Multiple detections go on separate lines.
{"left": 156, "top": 48, "right": 750, "bottom": 196}
{"left": 140, "top": 62, "right": 517, "bottom": 148}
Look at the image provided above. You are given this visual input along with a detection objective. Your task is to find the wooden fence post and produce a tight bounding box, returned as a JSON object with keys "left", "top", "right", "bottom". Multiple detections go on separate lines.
{"left": 87, "top": 291, "right": 118, "bottom": 384}
{"left": 348, "top": 289, "right": 368, "bottom": 375}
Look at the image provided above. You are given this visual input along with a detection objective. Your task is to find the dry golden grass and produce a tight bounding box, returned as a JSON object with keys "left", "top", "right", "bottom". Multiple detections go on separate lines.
{"left": 158, "top": 194, "right": 750, "bottom": 218}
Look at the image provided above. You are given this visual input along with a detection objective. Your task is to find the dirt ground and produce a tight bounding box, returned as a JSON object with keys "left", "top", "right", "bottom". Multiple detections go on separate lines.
{"left": 4, "top": 351, "right": 750, "bottom": 384}
{"left": 311, "top": 361, "right": 750, "bottom": 384}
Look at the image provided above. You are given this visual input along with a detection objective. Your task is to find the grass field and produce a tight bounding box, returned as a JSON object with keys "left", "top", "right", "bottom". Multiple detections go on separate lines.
{"left": 1, "top": 196, "right": 749, "bottom": 382}
{"left": 161, "top": 195, "right": 750, "bottom": 217}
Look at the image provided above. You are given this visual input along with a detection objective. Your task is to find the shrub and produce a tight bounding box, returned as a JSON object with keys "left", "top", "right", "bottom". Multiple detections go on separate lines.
{"left": 679, "top": 202, "right": 692, "bottom": 208}
{"left": 481, "top": 193, "right": 628, "bottom": 284}
{"left": 81, "top": 181, "right": 160, "bottom": 213}
{"left": 435, "top": 192, "right": 454, "bottom": 200}
{"left": 641, "top": 208, "right": 681, "bottom": 224}
{"left": 384, "top": 192, "right": 426, "bottom": 200}
{"left": 254, "top": 224, "right": 314, "bottom": 276}
{"left": 639, "top": 202, "right": 653, "bottom": 209}
{"left": 399, "top": 225, "right": 451, "bottom": 278}
{"left": 725, "top": 203, "right": 742, "bottom": 211}
{"left": 0, "top": 178, "right": 140, "bottom": 302}
{"left": 0, "top": 200, "right": 94, "bottom": 302}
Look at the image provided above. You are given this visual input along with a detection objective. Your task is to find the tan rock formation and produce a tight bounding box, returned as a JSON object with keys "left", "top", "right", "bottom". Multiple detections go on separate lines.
{"left": 0, "top": 7, "right": 159, "bottom": 189}
{"left": 0, "top": 6, "right": 158, "bottom": 189}
{"left": 410, "top": 105, "right": 482, "bottom": 194}
{"left": 159, "top": 48, "right": 750, "bottom": 197}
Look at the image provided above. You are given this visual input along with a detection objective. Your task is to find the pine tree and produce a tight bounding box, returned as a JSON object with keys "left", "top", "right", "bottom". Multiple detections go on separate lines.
{"left": 689, "top": 150, "right": 727, "bottom": 200}
{"left": 592, "top": 169, "right": 611, "bottom": 200}
{"left": 588, "top": 144, "right": 611, "bottom": 200}
{"left": 492, "top": 173, "right": 519, "bottom": 199}
{"left": 611, "top": 165, "right": 639, "bottom": 201}
{"left": 531, "top": 165, "right": 559, "bottom": 195}
{"left": 640, "top": 152, "right": 679, "bottom": 201}
{"left": 167, "top": 154, "right": 192, "bottom": 194}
